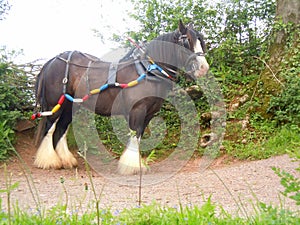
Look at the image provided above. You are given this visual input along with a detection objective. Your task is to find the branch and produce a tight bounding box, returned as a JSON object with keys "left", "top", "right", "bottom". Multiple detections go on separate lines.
{"left": 254, "top": 56, "right": 285, "bottom": 87}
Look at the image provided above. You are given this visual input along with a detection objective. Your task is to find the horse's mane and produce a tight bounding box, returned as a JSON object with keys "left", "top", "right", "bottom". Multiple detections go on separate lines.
{"left": 153, "top": 30, "right": 180, "bottom": 43}
{"left": 120, "top": 30, "right": 180, "bottom": 62}
{"left": 120, "top": 47, "right": 137, "bottom": 62}
{"left": 119, "top": 28, "right": 204, "bottom": 72}
{"left": 146, "top": 30, "right": 186, "bottom": 69}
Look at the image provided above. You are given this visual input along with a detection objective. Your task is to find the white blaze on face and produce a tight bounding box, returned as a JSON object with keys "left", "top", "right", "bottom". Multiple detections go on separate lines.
{"left": 194, "top": 39, "right": 209, "bottom": 77}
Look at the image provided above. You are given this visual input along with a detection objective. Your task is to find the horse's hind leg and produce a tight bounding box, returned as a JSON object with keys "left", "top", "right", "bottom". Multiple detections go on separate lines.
{"left": 53, "top": 106, "right": 78, "bottom": 169}
{"left": 34, "top": 118, "right": 63, "bottom": 169}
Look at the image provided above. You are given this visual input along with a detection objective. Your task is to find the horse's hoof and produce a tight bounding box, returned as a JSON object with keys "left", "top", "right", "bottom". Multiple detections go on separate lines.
{"left": 117, "top": 163, "right": 147, "bottom": 175}
{"left": 34, "top": 153, "right": 62, "bottom": 169}
{"left": 61, "top": 156, "right": 78, "bottom": 169}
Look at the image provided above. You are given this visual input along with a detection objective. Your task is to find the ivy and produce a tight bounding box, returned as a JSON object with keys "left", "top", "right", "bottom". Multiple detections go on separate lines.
{"left": 267, "top": 23, "right": 300, "bottom": 126}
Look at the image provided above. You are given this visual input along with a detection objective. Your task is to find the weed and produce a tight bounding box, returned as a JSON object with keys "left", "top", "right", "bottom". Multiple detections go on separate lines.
{"left": 224, "top": 121, "right": 300, "bottom": 160}
{"left": 273, "top": 147, "right": 300, "bottom": 206}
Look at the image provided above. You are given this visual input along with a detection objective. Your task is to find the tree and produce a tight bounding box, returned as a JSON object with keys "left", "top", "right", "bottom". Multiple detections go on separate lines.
{"left": 261, "top": 0, "right": 299, "bottom": 89}
{"left": 128, "top": 0, "right": 276, "bottom": 89}
{"left": 258, "top": 0, "right": 300, "bottom": 123}
{"left": 0, "top": 0, "right": 10, "bottom": 20}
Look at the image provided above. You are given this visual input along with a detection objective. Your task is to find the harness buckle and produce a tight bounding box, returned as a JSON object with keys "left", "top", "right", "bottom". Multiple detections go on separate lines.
{"left": 62, "top": 77, "right": 68, "bottom": 84}
{"left": 147, "top": 64, "right": 160, "bottom": 72}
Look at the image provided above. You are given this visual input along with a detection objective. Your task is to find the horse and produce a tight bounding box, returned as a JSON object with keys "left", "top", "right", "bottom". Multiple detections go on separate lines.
{"left": 32, "top": 20, "right": 209, "bottom": 175}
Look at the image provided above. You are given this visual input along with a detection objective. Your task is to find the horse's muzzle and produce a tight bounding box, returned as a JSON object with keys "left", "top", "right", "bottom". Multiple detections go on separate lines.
{"left": 194, "top": 55, "right": 209, "bottom": 78}
{"left": 185, "top": 53, "right": 209, "bottom": 79}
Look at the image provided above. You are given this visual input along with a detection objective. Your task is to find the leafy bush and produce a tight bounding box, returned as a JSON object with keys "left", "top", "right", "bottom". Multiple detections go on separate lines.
{"left": 267, "top": 22, "right": 300, "bottom": 126}
{"left": 0, "top": 48, "right": 34, "bottom": 159}
{"left": 128, "top": 0, "right": 276, "bottom": 90}
{"left": 268, "top": 74, "right": 300, "bottom": 126}
{"left": 0, "top": 121, "right": 14, "bottom": 160}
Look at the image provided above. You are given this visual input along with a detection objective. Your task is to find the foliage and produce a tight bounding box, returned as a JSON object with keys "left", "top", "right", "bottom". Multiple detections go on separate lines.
{"left": 0, "top": 198, "right": 299, "bottom": 225}
{"left": 95, "top": 115, "right": 124, "bottom": 155}
{"left": 129, "top": 0, "right": 197, "bottom": 41}
{"left": 117, "top": 199, "right": 241, "bottom": 224}
{"left": 267, "top": 23, "right": 300, "bottom": 126}
{"left": 252, "top": 202, "right": 300, "bottom": 224}
{"left": 0, "top": 122, "right": 14, "bottom": 161}
{"left": 0, "top": 0, "right": 10, "bottom": 20}
{"left": 0, "top": 48, "right": 34, "bottom": 160}
{"left": 128, "top": 0, "right": 276, "bottom": 85}
{"left": 268, "top": 75, "right": 300, "bottom": 126}
{"left": 208, "top": 0, "right": 276, "bottom": 84}
{"left": 273, "top": 166, "right": 300, "bottom": 206}
{"left": 224, "top": 120, "right": 300, "bottom": 160}
{"left": 272, "top": 138, "right": 300, "bottom": 206}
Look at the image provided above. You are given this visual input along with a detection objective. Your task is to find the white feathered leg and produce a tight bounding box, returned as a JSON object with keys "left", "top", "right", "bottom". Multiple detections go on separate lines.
{"left": 55, "top": 127, "right": 78, "bottom": 169}
{"left": 118, "top": 136, "right": 146, "bottom": 175}
{"left": 34, "top": 121, "right": 62, "bottom": 169}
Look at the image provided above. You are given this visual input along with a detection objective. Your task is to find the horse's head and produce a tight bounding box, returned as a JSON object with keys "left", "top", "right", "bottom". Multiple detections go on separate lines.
{"left": 176, "top": 20, "right": 209, "bottom": 79}
{"left": 145, "top": 20, "right": 209, "bottom": 80}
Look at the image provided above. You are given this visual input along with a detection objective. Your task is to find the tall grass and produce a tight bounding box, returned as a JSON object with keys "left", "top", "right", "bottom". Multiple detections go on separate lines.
{"left": 0, "top": 198, "right": 299, "bottom": 225}
{"left": 224, "top": 125, "right": 300, "bottom": 160}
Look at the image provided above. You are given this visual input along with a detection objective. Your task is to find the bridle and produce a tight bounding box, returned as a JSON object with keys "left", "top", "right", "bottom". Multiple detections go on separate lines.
{"left": 176, "top": 32, "right": 206, "bottom": 75}
{"left": 177, "top": 32, "right": 206, "bottom": 57}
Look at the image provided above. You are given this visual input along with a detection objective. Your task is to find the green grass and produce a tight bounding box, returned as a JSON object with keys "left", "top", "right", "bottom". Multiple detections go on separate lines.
{"left": 0, "top": 199, "right": 299, "bottom": 225}
{"left": 223, "top": 124, "right": 300, "bottom": 160}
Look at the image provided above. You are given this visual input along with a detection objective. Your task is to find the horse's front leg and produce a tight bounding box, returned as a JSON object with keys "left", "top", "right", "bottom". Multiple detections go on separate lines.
{"left": 118, "top": 130, "right": 146, "bottom": 175}
{"left": 118, "top": 106, "right": 147, "bottom": 175}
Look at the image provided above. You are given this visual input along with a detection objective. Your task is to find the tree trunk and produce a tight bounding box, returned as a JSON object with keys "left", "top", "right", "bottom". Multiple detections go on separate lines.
{"left": 257, "top": 0, "right": 300, "bottom": 116}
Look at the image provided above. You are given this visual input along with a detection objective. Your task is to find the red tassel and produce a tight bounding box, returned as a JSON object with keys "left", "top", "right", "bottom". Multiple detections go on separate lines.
{"left": 120, "top": 83, "right": 128, "bottom": 88}
{"left": 31, "top": 114, "right": 36, "bottom": 120}
{"left": 82, "top": 94, "right": 89, "bottom": 101}
{"left": 58, "top": 95, "right": 65, "bottom": 105}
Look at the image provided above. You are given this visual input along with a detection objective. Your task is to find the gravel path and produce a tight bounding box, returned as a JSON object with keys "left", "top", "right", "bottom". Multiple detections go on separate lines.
{"left": 0, "top": 132, "right": 299, "bottom": 216}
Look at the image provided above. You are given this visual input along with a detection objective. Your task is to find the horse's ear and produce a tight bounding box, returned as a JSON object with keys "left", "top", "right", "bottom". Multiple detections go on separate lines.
{"left": 187, "top": 22, "right": 194, "bottom": 30}
{"left": 179, "top": 19, "right": 187, "bottom": 34}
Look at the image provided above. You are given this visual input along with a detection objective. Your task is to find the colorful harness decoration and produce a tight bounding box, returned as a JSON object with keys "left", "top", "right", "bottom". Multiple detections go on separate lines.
{"left": 31, "top": 39, "right": 172, "bottom": 120}
{"left": 31, "top": 72, "right": 148, "bottom": 120}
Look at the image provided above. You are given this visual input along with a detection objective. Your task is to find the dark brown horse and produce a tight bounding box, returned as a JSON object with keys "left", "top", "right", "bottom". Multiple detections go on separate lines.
{"left": 33, "top": 20, "right": 209, "bottom": 175}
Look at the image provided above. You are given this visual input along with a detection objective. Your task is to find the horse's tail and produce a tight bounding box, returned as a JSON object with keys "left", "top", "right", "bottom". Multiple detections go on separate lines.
{"left": 34, "top": 117, "right": 46, "bottom": 146}
{"left": 34, "top": 58, "right": 53, "bottom": 146}
{"left": 34, "top": 70, "right": 46, "bottom": 146}
{"left": 35, "top": 73, "right": 43, "bottom": 107}
{"left": 35, "top": 58, "right": 53, "bottom": 110}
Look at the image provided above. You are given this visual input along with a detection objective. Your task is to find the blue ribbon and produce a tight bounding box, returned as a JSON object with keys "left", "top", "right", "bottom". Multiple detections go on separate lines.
{"left": 65, "top": 94, "right": 74, "bottom": 102}
{"left": 147, "top": 64, "right": 163, "bottom": 72}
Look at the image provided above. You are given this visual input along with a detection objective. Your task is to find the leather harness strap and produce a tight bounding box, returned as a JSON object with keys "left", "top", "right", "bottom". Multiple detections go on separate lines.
{"left": 62, "top": 51, "right": 76, "bottom": 94}
{"left": 107, "top": 61, "right": 119, "bottom": 84}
